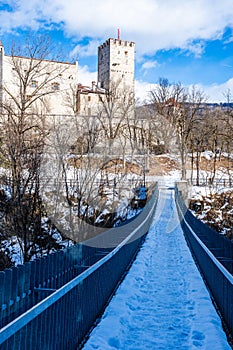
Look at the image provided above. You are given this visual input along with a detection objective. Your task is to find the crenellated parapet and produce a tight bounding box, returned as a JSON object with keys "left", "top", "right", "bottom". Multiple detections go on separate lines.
{"left": 99, "top": 38, "right": 135, "bottom": 50}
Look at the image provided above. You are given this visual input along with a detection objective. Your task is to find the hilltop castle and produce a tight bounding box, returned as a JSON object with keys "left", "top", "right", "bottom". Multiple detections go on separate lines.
{"left": 0, "top": 36, "right": 135, "bottom": 116}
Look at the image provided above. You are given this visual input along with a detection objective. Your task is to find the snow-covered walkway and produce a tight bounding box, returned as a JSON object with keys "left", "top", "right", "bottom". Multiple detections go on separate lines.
{"left": 83, "top": 189, "right": 231, "bottom": 350}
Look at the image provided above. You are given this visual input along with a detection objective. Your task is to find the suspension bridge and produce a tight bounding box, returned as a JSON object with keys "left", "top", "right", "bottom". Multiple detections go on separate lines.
{"left": 0, "top": 182, "right": 232, "bottom": 349}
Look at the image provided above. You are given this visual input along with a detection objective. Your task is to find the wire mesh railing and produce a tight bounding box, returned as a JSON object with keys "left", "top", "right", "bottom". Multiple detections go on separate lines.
{"left": 0, "top": 184, "right": 158, "bottom": 350}
{"left": 175, "top": 186, "right": 233, "bottom": 338}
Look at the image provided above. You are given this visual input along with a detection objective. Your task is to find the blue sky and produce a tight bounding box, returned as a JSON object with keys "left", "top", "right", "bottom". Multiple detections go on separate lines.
{"left": 1, "top": 0, "right": 233, "bottom": 103}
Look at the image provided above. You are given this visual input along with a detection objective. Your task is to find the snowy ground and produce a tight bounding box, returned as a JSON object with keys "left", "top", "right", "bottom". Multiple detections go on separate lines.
{"left": 82, "top": 188, "right": 231, "bottom": 350}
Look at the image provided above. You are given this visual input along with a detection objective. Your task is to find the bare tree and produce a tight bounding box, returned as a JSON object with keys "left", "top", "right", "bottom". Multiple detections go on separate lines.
{"left": 0, "top": 36, "right": 70, "bottom": 262}
{"left": 150, "top": 80, "right": 206, "bottom": 179}
{"left": 174, "top": 85, "right": 206, "bottom": 180}
{"left": 221, "top": 90, "right": 233, "bottom": 186}
{"left": 188, "top": 107, "right": 214, "bottom": 185}
{"left": 97, "top": 79, "right": 135, "bottom": 155}
{"left": 149, "top": 78, "right": 181, "bottom": 154}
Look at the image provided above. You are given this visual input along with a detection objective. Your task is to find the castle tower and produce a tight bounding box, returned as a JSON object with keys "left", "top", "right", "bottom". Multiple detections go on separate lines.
{"left": 98, "top": 37, "right": 135, "bottom": 92}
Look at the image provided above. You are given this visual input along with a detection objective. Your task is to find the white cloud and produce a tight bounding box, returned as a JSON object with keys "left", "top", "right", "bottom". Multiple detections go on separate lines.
{"left": 78, "top": 65, "right": 97, "bottom": 86}
{"left": 1, "top": 0, "right": 233, "bottom": 57}
{"left": 196, "top": 78, "right": 233, "bottom": 102}
{"left": 183, "top": 41, "right": 206, "bottom": 58}
{"left": 135, "top": 80, "right": 157, "bottom": 103}
{"left": 141, "top": 60, "right": 159, "bottom": 70}
{"left": 70, "top": 40, "right": 101, "bottom": 58}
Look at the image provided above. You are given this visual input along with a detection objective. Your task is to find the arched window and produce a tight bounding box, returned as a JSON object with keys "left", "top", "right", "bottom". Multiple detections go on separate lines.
{"left": 52, "top": 82, "right": 60, "bottom": 91}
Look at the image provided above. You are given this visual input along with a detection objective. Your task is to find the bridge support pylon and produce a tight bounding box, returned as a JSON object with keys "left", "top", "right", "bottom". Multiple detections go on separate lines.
{"left": 176, "top": 180, "right": 190, "bottom": 206}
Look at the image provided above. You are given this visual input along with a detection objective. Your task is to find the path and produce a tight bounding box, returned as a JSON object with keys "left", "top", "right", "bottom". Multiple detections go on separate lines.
{"left": 83, "top": 188, "right": 231, "bottom": 350}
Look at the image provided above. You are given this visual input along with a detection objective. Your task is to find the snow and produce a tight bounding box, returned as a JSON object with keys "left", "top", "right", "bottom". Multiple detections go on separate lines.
{"left": 201, "top": 150, "right": 214, "bottom": 160}
{"left": 190, "top": 185, "right": 233, "bottom": 200}
{"left": 1, "top": 236, "right": 24, "bottom": 266}
{"left": 190, "top": 184, "right": 233, "bottom": 202}
{"left": 83, "top": 188, "right": 231, "bottom": 350}
{"left": 147, "top": 171, "right": 181, "bottom": 187}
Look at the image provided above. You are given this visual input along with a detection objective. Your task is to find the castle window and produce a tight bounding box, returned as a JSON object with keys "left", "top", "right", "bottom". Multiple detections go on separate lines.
{"left": 52, "top": 82, "right": 60, "bottom": 91}
{"left": 88, "top": 96, "right": 91, "bottom": 102}
{"left": 31, "top": 80, "right": 38, "bottom": 88}
{"left": 125, "top": 51, "right": 128, "bottom": 56}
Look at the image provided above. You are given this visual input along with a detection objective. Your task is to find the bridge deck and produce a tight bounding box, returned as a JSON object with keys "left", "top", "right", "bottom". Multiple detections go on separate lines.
{"left": 83, "top": 188, "right": 231, "bottom": 350}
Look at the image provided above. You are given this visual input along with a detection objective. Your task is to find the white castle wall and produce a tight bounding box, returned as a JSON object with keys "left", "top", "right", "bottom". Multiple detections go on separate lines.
{"left": 0, "top": 43, "right": 78, "bottom": 116}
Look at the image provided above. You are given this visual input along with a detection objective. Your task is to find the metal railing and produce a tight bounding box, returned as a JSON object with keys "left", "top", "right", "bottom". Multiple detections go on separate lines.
{"left": 188, "top": 177, "right": 232, "bottom": 188}
{"left": 0, "top": 184, "right": 158, "bottom": 350}
{"left": 175, "top": 186, "right": 233, "bottom": 337}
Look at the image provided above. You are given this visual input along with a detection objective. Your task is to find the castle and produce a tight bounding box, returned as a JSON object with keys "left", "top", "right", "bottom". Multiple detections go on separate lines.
{"left": 77, "top": 37, "right": 135, "bottom": 116}
{"left": 0, "top": 36, "right": 135, "bottom": 117}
